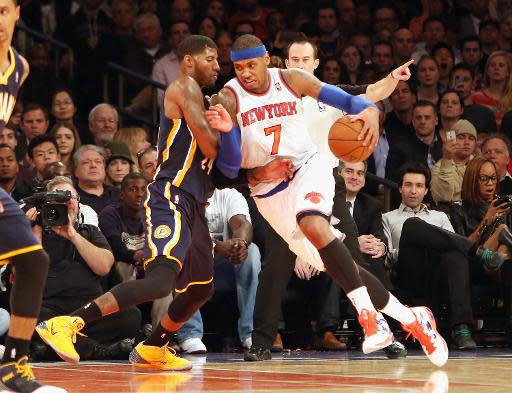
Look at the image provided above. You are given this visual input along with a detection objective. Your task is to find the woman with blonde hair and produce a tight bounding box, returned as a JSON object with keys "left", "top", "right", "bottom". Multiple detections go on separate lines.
{"left": 472, "top": 50, "right": 512, "bottom": 129}
{"left": 114, "top": 127, "right": 151, "bottom": 170}
{"left": 48, "top": 121, "right": 82, "bottom": 172}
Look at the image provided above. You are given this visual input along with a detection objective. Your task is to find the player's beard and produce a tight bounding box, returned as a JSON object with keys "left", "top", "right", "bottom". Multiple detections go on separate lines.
{"left": 0, "top": 175, "right": 14, "bottom": 183}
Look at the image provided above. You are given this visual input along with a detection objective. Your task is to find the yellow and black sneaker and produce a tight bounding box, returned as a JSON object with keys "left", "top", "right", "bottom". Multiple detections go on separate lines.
{"left": 129, "top": 342, "right": 192, "bottom": 371}
{"left": 0, "top": 356, "right": 67, "bottom": 392}
{"left": 35, "top": 316, "right": 85, "bottom": 364}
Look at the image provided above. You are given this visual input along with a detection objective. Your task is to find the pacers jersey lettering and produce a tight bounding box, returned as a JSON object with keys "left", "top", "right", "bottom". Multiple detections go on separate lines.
{"left": 0, "top": 47, "right": 24, "bottom": 130}
{"left": 225, "top": 68, "right": 316, "bottom": 196}
{"left": 154, "top": 112, "right": 213, "bottom": 204}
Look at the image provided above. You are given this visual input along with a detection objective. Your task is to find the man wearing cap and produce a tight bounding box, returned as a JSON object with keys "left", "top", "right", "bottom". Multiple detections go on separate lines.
{"left": 430, "top": 119, "right": 477, "bottom": 203}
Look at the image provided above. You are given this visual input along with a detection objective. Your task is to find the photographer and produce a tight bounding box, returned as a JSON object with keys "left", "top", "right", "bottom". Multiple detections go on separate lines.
{"left": 26, "top": 176, "right": 141, "bottom": 360}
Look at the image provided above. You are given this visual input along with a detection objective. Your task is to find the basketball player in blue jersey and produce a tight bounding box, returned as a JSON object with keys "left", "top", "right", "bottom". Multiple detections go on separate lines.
{"left": 206, "top": 34, "right": 448, "bottom": 367}
{"left": 0, "top": 1, "right": 69, "bottom": 392}
{"left": 36, "top": 35, "right": 233, "bottom": 371}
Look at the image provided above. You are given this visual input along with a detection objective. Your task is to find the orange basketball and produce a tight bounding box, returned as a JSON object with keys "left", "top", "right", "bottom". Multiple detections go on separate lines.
{"left": 328, "top": 117, "right": 374, "bottom": 162}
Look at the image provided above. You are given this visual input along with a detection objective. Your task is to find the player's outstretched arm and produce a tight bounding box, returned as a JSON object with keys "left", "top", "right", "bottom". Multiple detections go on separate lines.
{"left": 365, "top": 60, "right": 413, "bottom": 103}
{"left": 281, "top": 69, "right": 380, "bottom": 147}
{"left": 281, "top": 68, "right": 377, "bottom": 114}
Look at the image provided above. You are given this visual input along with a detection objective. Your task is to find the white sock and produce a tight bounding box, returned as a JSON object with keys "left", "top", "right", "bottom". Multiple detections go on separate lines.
{"left": 380, "top": 293, "right": 416, "bottom": 325}
{"left": 347, "top": 286, "right": 376, "bottom": 314}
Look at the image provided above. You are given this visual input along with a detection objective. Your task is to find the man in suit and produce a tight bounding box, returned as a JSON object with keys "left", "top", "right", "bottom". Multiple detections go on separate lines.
{"left": 339, "top": 160, "right": 392, "bottom": 292}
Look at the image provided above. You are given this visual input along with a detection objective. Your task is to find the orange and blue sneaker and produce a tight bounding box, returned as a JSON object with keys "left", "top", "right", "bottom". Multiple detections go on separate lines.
{"left": 129, "top": 342, "right": 192, "bottom": 371}
{"left": 358, "top": 309, "right": 393, "bottom": 354}
{"left": 35, "top": 316, "right": 85, "bottom": 364}
{"left": 0, "top": 356, "right": 68, "bottom": 392}
{"left": 401, "top": 306, "right": 449, "bottom": 367}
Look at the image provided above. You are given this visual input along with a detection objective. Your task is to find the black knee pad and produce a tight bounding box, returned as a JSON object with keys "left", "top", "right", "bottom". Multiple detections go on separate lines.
{"left": 10, "top": 249, "right": 50, "bottom": 318}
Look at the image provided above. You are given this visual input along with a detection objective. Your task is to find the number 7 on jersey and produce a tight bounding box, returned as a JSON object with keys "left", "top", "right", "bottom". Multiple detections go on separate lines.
{"left": 264, "top": 124, "right": 282, "bottom": 155}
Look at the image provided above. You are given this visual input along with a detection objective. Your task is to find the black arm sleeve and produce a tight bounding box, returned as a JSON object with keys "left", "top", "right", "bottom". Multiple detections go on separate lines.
{"left": 211, "top": 164, "right": 249, "bottom": 189}
{"left": 337, "top": 84, "right": 368, "bottom": 95}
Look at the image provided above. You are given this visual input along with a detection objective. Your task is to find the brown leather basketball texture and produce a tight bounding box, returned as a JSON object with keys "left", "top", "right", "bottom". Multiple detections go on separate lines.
{"left": 328, "top": 118, "right": 373, "bottom": 162}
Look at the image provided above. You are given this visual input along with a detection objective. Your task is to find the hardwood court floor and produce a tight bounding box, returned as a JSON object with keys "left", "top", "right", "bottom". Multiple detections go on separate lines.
{"left": 32, "top": 349, "right": 512, "bottom": 393}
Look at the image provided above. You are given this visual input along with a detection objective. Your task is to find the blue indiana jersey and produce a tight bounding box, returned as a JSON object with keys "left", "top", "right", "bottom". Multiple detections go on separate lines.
{"left": 0, "top": 47, "right": 24, "bottom": 131}
{"left": 154, "top": 109, "right": 214, "bottom": 204}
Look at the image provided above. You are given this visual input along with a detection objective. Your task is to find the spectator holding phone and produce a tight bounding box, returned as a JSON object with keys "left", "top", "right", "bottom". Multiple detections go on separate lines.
{"left": 431, "top": 119, "right": 478, "bottom": 203}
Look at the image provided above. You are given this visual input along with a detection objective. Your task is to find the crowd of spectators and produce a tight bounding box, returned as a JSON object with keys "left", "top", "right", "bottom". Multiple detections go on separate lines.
{"left": 3, "top": 0, "right": 512, "bottom": 357}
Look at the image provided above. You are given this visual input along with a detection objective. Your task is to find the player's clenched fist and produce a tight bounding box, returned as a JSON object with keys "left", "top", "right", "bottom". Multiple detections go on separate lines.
{"left": 205, "top": 104, "right": 233, "bottom": 132}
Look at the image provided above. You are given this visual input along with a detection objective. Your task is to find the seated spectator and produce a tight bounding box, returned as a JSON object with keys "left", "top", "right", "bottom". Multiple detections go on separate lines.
{"left": 432, "top": 43, "right": 455, "bottom": 92}
{"left": 114, "top": 127, "right": 151, "bottom": 170}
{"left": 337, "top": 43, "right": 367, "bottom": 86}
{"left": 228, "top": 0, "right": 273, "bottom": 41}
{"left": 0, "top": 123, "right": 18, "bottom": 160}
{"left": 383, "top": 163, "right": 476, "bottom": 349}
{"left": 122, "top": 13, "right": 168, "bottom": 100}
{"left": 27, "top": 176, "right": 141, "bottom": 360}
{"left": 151, "top": 20, "right": 191, "bottom": 104}
{"left": 0, "top": 144, "right": 31, "bottom": 201}
{"left": 99, "top": 173, "right": 147, "bottom": 281}
{"left": 438, "top": 89, "right": 465, "bottom": 141}
{"left": 111, "top": 0, "right": 138, "bottom": 54}
{"left": 472, "top": 51, "right": 512, "bottom": 129}
{"left": 27, "top": 135, "right": 61, "bottom": 193}
{"left": 73, "top": 145, "right": 120, "bottom": 215}
{"left": 415, "top": 55, "right": 441, "bottom": 105}
{"left": 449, "top": 63, "right": 497, "bottom": 134}
{"left": 391, "top": 28, "right": 416, "bottom": 69}
{"left": 196, "top": 15, "right": 219, "bottom": 40}
{"left": 88, "top": 103, "right": 119, "bottom": 147}
{"left": 48, "top": 122, "right": 82, "bottom": 173}
{"left": 177, "top": 188, "right": 261, "bottom": 353}
{"left": 412, "top": 16, "right": 446, "bottom": 63}
{"left": 459, "top": 36, "right": 484, "bottom": 86}
{"left": 105, "top": 142, "right": 135, "bottom": 188}
{"left": 385, "top": 100, "right": 443, "bottom": 207}
{"left": 371, "top": 40, "right": 394, "bottom": 79}
{"left": 449, "top": 157, "right": 512, "bottom": 347}
{"left": 205, "top": 0, "right": 228, "bottom": 27}
{"left": 479, "top": 19, "right": 500, "bottom": 57}
{"left": 318, "top": 57, "right": 342, "bottom": 84}
{"left": 481, "top": 134, "right": 512, "bottom": 195}
{"left": 383, "top": 80, "right": 416, "bottom": 144}
{"left": 17, "top": 104, "right": 50, "bottom": 162}
{"left": 431, "top": 120, "right": 477, "bottom": 204}
{"left": 50, "top": 88, "right": 87, "bottom": 142}
{"left": 365, "top": 101, "right": 389, "bottom": 196}
{"left": 137, "top": 146, "right": 158, "bottom": 182}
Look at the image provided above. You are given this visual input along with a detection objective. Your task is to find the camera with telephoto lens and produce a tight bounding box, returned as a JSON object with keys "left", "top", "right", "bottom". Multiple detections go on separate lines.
{"left": 20, "top": 190, "right": 72, "bottom": 228}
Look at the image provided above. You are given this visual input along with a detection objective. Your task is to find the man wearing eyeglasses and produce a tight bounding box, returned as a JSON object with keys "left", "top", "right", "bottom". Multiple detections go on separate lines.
{"left": 88, "top": 103, "right": 119, "bottom": 147}
{"left": 430, "top": 119, "right": 477, "bottom": 204}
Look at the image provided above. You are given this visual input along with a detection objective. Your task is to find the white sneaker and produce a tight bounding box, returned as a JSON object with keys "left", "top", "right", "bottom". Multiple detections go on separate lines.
{"left": 358, "top": 309, "right": 393, "bottom": 354}
{"left": 401, "top": 306, "right": 448, "bottom": 367}
{"left": 0, "top": 345, "right": 4, "bottom": 359}
{"left": 242, "top": 337, "right": 252, "bottom": 350}
{"left": 179, "top": 338, "right": 207, "bottom": 354}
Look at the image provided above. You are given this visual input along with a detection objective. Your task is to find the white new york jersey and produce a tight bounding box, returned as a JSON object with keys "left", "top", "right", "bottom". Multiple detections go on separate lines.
{"left": 225, "top": 68, "right": 316, "bottom": 196}
{"left": 301, "top": 96, "right": 344, "bottom": 168}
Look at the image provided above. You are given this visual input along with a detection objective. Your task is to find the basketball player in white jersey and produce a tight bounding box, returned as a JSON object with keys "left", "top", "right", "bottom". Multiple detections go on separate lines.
{"left": 207, "top": 34, "right": 448, "bottom": 367}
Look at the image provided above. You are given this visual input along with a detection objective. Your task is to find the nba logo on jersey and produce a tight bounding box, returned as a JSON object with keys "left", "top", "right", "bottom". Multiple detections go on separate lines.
{"left": 15, "top": 72, "right": 18, "bottom": 83}
{"left": 274, "top": 82, "right": 282, "bottom": 91}
{"left": 174, "top": 194, "right": 180, "bottom": 204}
{"left": 317, "top": 102, "right": 326, "bottom": 112}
